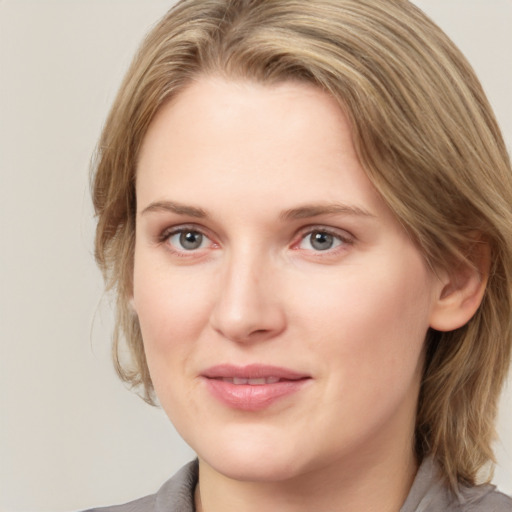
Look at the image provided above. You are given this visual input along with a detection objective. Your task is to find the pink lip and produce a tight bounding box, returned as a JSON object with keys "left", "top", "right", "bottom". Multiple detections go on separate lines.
{"left": 201, "top": 364, "right": 311, "bottom": 411}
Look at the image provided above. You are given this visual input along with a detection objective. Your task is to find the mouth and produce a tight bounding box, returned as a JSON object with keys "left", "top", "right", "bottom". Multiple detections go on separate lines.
{"left": 202, "top": 363, "right": 309, "bottom": 380}
{"left": 218, "top": 376, "right": 282, "bottom": 385}
{"left": 201, "top": 364, "right": 311, "bottom": 411}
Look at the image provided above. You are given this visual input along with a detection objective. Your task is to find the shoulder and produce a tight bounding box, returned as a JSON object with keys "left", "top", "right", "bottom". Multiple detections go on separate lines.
{"left": 456, "top": 484, "right": 512, "bottom": 512}
{"left": 82, "top": 460, "right": 199, "bottom": 512}
{"left": 83, "top": 494, "right": 155, "bottom": 512}
{"left": 401, "top": 457, "right": 512, "bottom": 512}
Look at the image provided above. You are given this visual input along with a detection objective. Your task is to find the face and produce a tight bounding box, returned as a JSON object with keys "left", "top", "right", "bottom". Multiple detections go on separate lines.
{"left": 133, "top": 77, "right": 442, "bottom": 483}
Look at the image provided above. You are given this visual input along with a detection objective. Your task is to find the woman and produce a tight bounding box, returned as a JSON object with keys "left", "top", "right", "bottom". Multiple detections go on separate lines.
{"left": 88, "top": 0, "right": 512, "bottom": 510}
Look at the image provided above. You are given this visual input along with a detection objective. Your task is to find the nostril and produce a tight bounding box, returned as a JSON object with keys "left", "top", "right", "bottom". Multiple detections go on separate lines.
{"left": 208, "top": 274, "right": 287, "bottom": 342}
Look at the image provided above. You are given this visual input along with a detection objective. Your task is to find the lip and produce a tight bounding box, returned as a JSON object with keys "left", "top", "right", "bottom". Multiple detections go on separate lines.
{"left": 201, "top": 364, "right": 311, "bottom": 411}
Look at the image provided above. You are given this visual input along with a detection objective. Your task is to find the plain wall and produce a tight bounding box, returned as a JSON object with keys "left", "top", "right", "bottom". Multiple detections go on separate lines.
{"left": 0, "top": 1, "right": 510, "bottom": 511}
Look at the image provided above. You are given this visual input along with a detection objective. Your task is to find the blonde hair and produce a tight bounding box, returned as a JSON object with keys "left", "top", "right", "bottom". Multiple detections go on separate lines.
{"left": 92, "top": 0, "right": 512, "bottom": 488}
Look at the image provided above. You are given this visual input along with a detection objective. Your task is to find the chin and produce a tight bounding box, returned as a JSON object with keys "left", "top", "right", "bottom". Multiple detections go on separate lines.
{"left": 195, "top": 429, "right": 311, "bottom": 483}
{"left": 207, "top": 454, "right": 304, "bottom": 483}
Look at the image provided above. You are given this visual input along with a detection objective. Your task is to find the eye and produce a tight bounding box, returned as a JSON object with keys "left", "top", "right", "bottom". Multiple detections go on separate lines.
{"left": 298, "top": 229, "right": 350, "bottom": 252}
{"left": 166, "top": 229, "right": 210, "bottom": 251}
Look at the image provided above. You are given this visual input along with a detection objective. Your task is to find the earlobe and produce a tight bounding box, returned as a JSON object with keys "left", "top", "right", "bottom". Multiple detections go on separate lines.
{"left": 429, "top": 241, "right": 490, "bottom": 332}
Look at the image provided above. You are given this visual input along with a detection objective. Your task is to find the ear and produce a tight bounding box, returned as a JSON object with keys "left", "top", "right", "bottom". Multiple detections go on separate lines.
{"left": 429, "top": 240, "right": 490, "bottom": 332}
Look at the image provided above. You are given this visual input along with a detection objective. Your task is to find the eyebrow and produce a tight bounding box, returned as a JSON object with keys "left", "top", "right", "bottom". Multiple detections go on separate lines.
{"left": 140, "top": 200, "right": 374, "bottom": 221}
{"left": 140, "top": 200, "right": 207, "bottom": 218}
{"left": 280, "top": 203, "right": 375, "bottom": 220}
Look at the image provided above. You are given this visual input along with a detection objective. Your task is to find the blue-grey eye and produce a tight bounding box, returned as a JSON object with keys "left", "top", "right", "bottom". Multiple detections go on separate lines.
{"left": 310, "top": 231, "right": 334, "bottom": 250}
{"left": 180, "top": 231, "right": 203, "bottom": 250}
{"left": 299, "top": 230, "right": 343, "bottom": 251}
{"left": 168, "top": 230, "right": 206, "bottom": 250}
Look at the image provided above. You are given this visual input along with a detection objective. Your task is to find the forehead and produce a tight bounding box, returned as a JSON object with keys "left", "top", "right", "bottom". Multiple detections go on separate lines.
{"left": 136, "top": 76, "right": 390, "bottom": 221}
{"left": 138, "top": 76, "right": 349, "bottom": 165}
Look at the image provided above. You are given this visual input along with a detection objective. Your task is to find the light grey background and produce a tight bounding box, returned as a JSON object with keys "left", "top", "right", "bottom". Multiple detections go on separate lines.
{"left": 0, "top": 1, "right": 510, "bottom": 511}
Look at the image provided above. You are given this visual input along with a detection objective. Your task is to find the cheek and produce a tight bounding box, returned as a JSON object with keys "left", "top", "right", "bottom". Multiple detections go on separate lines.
{"left": 302, "top": 259, "right": 434, "bottom": 440}
{"left": 296, "top": 254, "right": 434, "bottom": 380}
{"left": 132, "top": 257, "right": 214, "bottom": 367}
{"left": 132, "top": 263, "right": 214, "bottom": 426}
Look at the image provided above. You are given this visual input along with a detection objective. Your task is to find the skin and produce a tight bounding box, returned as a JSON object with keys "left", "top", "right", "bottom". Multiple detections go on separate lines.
{"left": 132, "top": 77, "right": 475, "bottom": 512}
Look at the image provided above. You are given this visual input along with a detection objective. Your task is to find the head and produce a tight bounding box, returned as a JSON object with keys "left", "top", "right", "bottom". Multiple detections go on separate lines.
{"left": 92, "top": 0, "right": 512, "bottom": 488}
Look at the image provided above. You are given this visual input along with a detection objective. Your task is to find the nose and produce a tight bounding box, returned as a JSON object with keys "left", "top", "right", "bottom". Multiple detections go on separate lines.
{"left": 209, "top": 249, "right": 286, "bottom": 344}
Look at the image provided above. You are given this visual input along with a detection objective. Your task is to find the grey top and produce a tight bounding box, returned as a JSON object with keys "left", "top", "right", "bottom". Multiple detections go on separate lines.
{"left": 84, "top": 457, "right": 512, "bottom": 512}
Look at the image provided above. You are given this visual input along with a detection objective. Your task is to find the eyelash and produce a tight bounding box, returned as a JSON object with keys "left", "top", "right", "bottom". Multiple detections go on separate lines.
{"left": 158, "top": 225, "right": 354, "bottom": 256}
{"left": 293, "top": 226, "right": 354, "bottom": 255}
{"left": 158, "top": 225, "right": 217, "bottom": 256}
